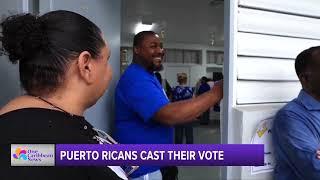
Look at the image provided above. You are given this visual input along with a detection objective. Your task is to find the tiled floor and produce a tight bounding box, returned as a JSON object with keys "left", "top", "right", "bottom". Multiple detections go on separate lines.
{"left": 178, "top": 120, "right": 221, "bottom": 180}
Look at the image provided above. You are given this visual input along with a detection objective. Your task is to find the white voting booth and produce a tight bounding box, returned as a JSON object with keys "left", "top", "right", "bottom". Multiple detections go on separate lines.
{"left": 223, "top": 0, "right": 320, "bottom": 179}
{"left": 229, "top": 105, "right": 281, "bottom": 179}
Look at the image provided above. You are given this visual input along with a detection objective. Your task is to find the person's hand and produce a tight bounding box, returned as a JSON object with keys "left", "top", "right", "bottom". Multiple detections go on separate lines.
{"left": 317, "top": 150, "right": 320, "bottom": 159}
{"left": 212, "top": 80, "right": 223, "bottom": 101}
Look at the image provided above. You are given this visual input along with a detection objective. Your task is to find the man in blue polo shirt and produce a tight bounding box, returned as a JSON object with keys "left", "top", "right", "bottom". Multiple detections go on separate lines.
{"left": 114, "top": 31, "right": 223, "bottom": 180}
{"left": 272, "top": 46, "right": 320, "bottom": 179}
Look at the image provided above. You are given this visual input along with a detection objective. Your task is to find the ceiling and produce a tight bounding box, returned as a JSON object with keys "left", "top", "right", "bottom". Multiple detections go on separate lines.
{"left": 121, "top": 0, "right": 224, "bottom": 47}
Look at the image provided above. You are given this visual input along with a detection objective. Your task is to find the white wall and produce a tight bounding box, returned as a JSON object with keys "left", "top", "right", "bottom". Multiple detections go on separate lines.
{"left": 224, "top": 0, "right": 320, "bottom": 179}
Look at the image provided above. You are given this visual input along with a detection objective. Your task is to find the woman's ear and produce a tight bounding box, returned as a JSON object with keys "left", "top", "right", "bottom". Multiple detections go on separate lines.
{"left": 77, "top": 51, "right": 94, "bottom": 84}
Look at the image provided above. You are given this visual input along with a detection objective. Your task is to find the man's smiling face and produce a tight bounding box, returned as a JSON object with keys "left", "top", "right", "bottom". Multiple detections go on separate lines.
{"left": 134, "top": 33, "right": 164, "bottom": 71}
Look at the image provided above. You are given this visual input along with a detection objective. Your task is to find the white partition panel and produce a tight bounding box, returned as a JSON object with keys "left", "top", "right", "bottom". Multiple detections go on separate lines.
{"left": 234, "top": 104, "right": 284, "bottom": 179}
{"left": 237, "top": 57, "right": 297, "bottom": 81}
{"left": 238, "top": 8, "right": 320, "bottom": 40}
{"left": 238, "top": 32, "right": 320, "bottom": 59}
{"left": 225, "top": 0, "right": 320, "bottom": 179}
{"left": 239, "top": 0, "right": 320, "bottom": 17}
{"left": 237, "top": 81, "right": 301, "bottom": 104}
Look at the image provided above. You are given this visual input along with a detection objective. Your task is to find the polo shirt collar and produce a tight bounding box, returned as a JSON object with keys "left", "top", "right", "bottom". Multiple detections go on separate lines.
{"left": 298, "top": 89, "right": 320, "bottom": 110}
{"left": 131, "top": 62, "right": 153, "bottom": 75}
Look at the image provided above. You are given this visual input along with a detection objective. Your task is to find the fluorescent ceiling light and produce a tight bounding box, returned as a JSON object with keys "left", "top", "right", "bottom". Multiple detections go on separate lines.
{"left": 134, "top": 22, "right": 153, "bottom": 34}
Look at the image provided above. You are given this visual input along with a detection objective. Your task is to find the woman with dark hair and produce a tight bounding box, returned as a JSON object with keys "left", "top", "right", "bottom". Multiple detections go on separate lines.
{"left": 0, "top": 10, "right": 125, "bottom": 180}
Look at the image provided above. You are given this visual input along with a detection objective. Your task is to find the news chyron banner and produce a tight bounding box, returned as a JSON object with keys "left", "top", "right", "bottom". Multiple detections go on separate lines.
{"left": 11, "top": 144, "right": 263, "bottom": 166}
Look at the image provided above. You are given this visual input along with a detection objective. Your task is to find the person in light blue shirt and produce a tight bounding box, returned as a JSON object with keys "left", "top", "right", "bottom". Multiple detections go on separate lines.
{"left": 114, "top": 31, "right": 223, "bottom": 180}
{"left": 272, "top": 46, "right": 320, "bottom": 180}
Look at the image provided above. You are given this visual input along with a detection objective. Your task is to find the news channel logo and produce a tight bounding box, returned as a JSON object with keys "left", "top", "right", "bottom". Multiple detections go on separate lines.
{"left": 11, "top": 144, "right": 55, "bottom": 166}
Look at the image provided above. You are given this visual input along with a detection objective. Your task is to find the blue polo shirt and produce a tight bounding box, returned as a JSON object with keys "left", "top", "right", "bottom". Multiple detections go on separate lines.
{"left": 114, "top": 63, "right": 173, "bottom": 178}
{"left": 272, "top": 89, "right": 320, "bottom": 180}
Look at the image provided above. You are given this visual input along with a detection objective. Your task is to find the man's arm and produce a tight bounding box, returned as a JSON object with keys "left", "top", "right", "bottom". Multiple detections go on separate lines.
{"left": 273, "top": 110, "right": 320, "bottom": 179}
{"left": 154, "top": 80, "right": 223, "bottom": 125}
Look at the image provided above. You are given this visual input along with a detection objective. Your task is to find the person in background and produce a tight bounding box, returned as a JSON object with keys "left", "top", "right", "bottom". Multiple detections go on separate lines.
{"left": 0, "top": 11, "right": 125, "bottom": 180}
{"left": 114, "top": 31, "right": 223, "bottom": 180}
{"left": 193, "top": 78, "right": 201, "bottom": 96}
{"left": 172, "top": 73, "right": 194, "bottom": 144}
{"left": 207, "top": 79, "right": 215, "bottom": 89}
{"left": 155, "top": 72, "right": 172, "bottom": 100}
{"left": 212, "top": 73, "right": 223, "bottom": 112}
{"left": 155, "top": 71, "right": 178, "bottom": 180}
{"left": 272, "top": 46, "right": 320, "bottom": 179}
{"left": 197, "top": 76, "right": 211, "bottom": 125}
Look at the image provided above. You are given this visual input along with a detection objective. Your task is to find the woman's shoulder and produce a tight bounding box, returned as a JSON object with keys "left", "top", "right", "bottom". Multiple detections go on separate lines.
{"left": 0, "top": 108, "right": 96, "bottom": 144}
{"left": 0, "top": 95, "right": 45, "bottom": 115}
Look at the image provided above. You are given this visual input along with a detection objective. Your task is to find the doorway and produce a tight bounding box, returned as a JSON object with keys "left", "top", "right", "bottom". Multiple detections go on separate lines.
{"left": 121, "top": 0, "right": 224, "bottom": 179}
